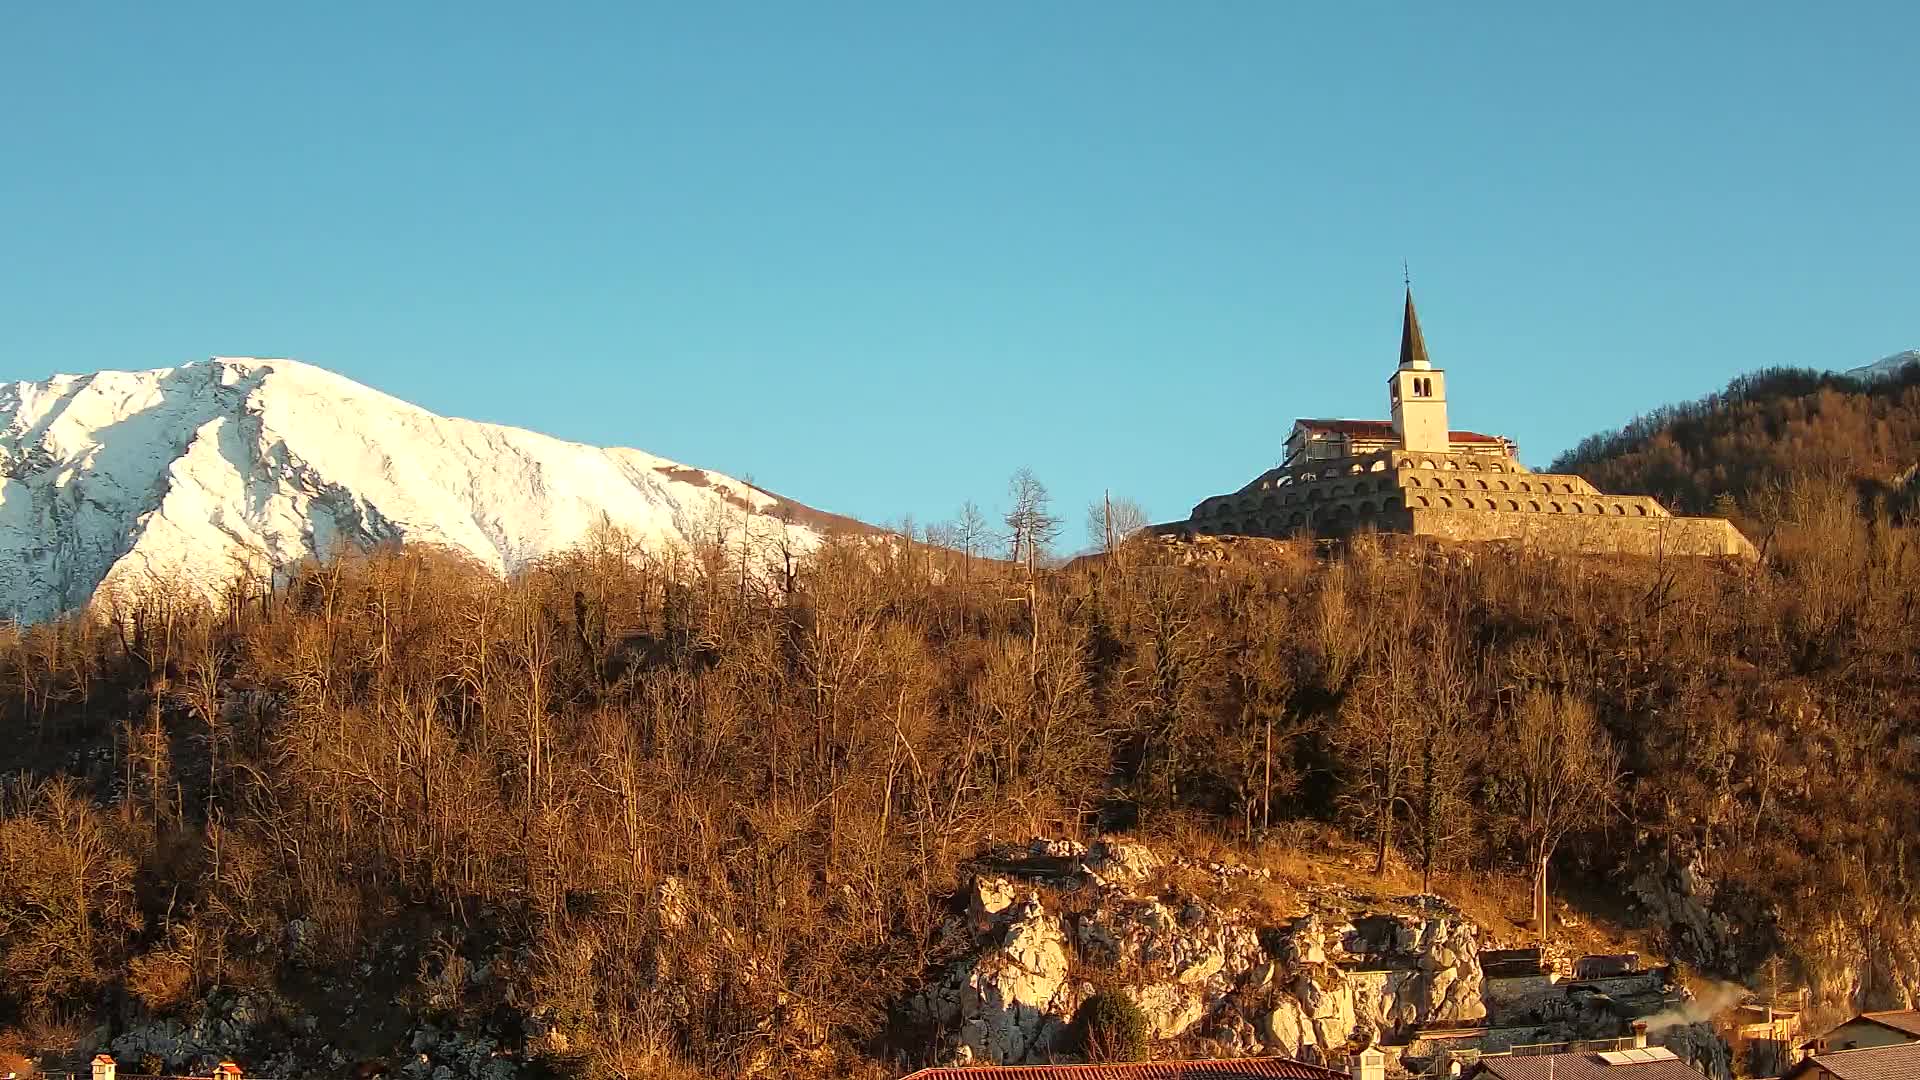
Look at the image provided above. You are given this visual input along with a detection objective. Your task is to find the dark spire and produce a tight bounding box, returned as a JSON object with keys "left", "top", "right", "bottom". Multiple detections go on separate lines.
{"left": 1398, "top": 286, "right": 1430, "bottom": 369}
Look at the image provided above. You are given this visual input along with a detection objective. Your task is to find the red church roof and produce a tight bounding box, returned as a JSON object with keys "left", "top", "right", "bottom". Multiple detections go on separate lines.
{"left": 1291, "top": 418, "right": 1506, "bottom": 445}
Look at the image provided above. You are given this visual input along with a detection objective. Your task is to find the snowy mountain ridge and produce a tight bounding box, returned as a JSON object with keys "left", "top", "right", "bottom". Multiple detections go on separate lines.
{"left": 0, "top": 357, "right": 842, "bottom": 622}
{"left": 1845, "top": 349, "right": 1920, "bottom": 381}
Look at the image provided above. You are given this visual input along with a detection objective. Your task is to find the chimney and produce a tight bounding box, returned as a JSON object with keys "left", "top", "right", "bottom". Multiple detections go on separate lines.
{"left": 1350, "top": 1046, "right": 1386, "bottom": 1080}
{"left": 91, "top": 1056, "right": 116, "bottom": 1080}
{"left": 1631, "top": 1021, "right": 1649, "bottom": 1049}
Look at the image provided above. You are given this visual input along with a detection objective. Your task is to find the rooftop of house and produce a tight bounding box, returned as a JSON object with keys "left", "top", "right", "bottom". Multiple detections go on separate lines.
{"left": 1852, "top": 1009, "right": 1920, "bottom": 1038}
{"left": 1469, "top": 1047, "right": 1706, "bottom": 1080}
{"left": 1289, "top": 418, "right": 1506, "bottom": 445}
{"left": 1787, "top": 1041, "right": 1920, "bottom": 1080}
{"left": 899, "top": 1059, "right": 1352, "bottom": 1080}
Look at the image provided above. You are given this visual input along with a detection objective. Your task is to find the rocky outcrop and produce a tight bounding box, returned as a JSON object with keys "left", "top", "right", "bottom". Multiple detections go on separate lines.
{"left": 1658, "top": 1023, "right": 1734, "bottom": 1080}
{"left": 1633, "top": 842, "right": 1920, "bottom": 1017}
{"left": 1630, "top": 849, "right": 1741, "bottom": 974}
{"left": 915, "top": 840, "right": 1491, "bottom": 1067}
{"left": 921, "top": 888, "right": 1085, "bottom": 1063}
{"left": 107, "top": 992, "right": 295, "bottom": 1075}
{"left": 1336, "top": 914, "right": 1488, "bottom": 1026}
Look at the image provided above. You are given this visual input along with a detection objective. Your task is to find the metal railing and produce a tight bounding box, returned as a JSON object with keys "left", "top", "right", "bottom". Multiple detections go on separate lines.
{"left": 1506, "top": 1037, "right": 1635, "bottom": 1057}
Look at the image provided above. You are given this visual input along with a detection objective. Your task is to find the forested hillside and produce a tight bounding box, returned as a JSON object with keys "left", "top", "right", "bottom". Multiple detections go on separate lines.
{"left": 1550, "top": 361, "right": 1920, "bottom": 519}
{"left": 1, "top": 461, "right": 1916, "bottom": 1077}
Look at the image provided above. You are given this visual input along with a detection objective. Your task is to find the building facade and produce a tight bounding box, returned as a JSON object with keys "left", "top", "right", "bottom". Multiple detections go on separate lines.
{"left": 1174, "top": 290, "right": 1757, "bottom": 560}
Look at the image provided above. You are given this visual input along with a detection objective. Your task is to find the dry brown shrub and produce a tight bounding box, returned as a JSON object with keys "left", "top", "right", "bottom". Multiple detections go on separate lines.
{"left": 126, "top": 944, "right": 195, "bottom": 1013}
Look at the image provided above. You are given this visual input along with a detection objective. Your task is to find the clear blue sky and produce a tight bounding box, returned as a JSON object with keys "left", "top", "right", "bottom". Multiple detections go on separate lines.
{"left": 4, "top": 3, "right": 1915, "bottom": 540}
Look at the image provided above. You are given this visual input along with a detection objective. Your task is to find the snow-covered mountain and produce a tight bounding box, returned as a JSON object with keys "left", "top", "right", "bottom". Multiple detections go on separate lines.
{"left": 0, "top": 358, "right": 853, "bottom": 622}
{"left": 1846, "top": 349, "right": 1920, "bottom": 381}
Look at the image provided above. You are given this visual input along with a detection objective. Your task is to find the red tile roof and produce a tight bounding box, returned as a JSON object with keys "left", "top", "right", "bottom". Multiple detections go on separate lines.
{"left": 1469, "top": 1048, "right": 1707, "bottom": 1080}
{"left": 1787, "top": 1041, "right": 1920, "bottom": 1080}
{"left": 1291, "top": 418, "right": 1506, "bottom": 445}
{"left": 901, "top": 1059, "right": 1351, "bottom": 1080}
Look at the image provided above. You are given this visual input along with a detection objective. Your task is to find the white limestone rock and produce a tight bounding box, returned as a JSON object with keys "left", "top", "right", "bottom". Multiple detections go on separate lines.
{"left": 969, "top": 875, "right": 1020, "bottom": 934}
{"left": 1083, "top": 839, "right": 1161, "bottom": 884}
{"left": 943, "top": 899, "right": 1081, "bottom": 1063}
{"left": 1257, "top": 995, "right": 1320, "bottom": 1059}
{"left": 1125, "top": 984, "right": 1206, "bottom": 1040}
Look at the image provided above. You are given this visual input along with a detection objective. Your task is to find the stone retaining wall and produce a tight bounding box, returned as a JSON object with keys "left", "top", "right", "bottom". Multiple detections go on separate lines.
{"left": 1406, "top": 509, "right": 1757, "bottom": 559}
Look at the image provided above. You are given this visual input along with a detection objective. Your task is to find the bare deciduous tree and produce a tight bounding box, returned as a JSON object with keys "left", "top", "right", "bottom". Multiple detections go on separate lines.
{"left": 1085, "top": 492, "right": 1149, "bottom": 554}
{"left": 1004, "top": 468, "right": 1061, "bottom": 574}
{"left": 1503, "top": 689, "right": 1621, "bottom": 943}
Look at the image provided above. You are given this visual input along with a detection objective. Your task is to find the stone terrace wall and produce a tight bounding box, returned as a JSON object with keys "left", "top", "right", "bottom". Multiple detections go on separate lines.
{"left": 1178, "top": 448, "right": 1757, "bottom": 560}
{"left": 1406, "top": 508, "right": 1758, "bottom": 559}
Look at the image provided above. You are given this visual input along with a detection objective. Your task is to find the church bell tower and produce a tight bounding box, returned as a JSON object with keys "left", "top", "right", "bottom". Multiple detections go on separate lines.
{"left": 1389, "top": 287, "right": 1450, "bottom": 453}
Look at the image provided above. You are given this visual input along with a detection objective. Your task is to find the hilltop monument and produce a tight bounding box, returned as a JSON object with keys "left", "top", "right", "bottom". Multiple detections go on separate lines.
{"left": 1174, "top": 289, "right": 1757, "bottom": 559}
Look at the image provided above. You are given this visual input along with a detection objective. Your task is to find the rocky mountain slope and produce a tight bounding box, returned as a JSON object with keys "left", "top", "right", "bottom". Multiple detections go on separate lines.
{"left": 0, "top": 358, "right": 851, "bottom": 622}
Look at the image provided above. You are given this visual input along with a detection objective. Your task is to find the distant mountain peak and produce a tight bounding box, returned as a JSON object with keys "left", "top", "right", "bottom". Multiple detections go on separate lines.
{"left": 1846, "top": 349, "right": 1920, "bottom": 381}
{"left": 0, "top": 357, "right": 848, "bottom": 622}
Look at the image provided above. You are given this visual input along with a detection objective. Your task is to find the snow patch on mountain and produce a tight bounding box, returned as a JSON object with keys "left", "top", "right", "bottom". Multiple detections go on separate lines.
{"left": 1845, "top": 350, "right": 1920, "bottom": 381}
{"left": 0, "top": 358, "right": 835, "bottom": 622}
